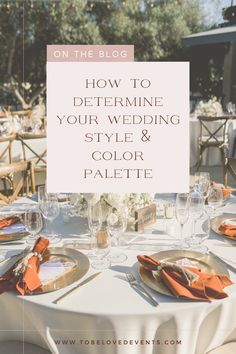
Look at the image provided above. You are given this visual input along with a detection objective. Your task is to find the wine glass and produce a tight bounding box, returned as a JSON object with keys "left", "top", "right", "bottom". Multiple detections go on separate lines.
{"left": 39, "top": 193, "right": 60, "bottom": 243}
{"left": 88, "top": 202, "right": 110, "bottom": 270}
{"left": 107, "top": 207, "right": 128, "bottom": 264}
{"left": 187, "top": 190, "right": 205, "bottom": 248}
{"left": 24, "top": 207, "right": 44, "bottom": 244}
{"left": 194, "top": 172, "right": 210, "bottom": 201}
{"left": 38, "top": 185, "right": 47, "bottom": 203}
{"left": 88, "top": 201, "right": 102, "bottom": 240}
{"left": 174, "top": 193, "right": 190, "bottom": 249}
{"left": 207, "top": 186, "right": 223, "bottom": 216}
{"left": 187, "top": 210, "right": 210, "bottom": 253}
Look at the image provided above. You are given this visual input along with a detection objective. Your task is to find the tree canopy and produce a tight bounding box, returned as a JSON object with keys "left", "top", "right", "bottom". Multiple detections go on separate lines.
{"left": 0, "top": 0, "right": 221, "bottom": 108}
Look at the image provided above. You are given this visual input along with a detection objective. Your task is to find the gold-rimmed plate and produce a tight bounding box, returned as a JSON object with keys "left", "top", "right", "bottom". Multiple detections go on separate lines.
{"left": 0, "top": 222, "right": 29, "bottom": 243}
{"left": 211, "top": 213, "right": 236, "bottom": 241}
{"left": 27, "top": 247, "right": 90, "bottom": 295}
{"left": 139, "top": 250, "right": 229, "bottom": 298}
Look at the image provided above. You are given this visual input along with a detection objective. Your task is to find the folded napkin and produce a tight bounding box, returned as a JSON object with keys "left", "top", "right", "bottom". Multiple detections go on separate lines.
{"left": 0, "top": 216, "right": 20, "bottom": 230}
{"left": 219, "top": 223, "right": 236, "bottom": 238}
{"left": 137, "top": 255, "right": 233, "bottom": 301}
{"left": 211, "top": 182, "right": 231, "bottom": 199}
{"left": 0, "top": 237, "right": 49, "bottom": 295}
{"left": 222, "top": 188, "right": 231, "bottom": 199}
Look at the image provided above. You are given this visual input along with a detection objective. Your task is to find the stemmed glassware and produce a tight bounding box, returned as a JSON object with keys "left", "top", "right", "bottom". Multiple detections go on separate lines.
{"left": 88, "top": 202, "right": 110, "bottom": 270}
{"left": 187, "top": 209, "right": 210, "bottom": 253}
{"left": 38, "top": 191, "right": 60, "bottom": 243}
{"left": 194, "top": 172, "right": 210, "bottom": 201}
{"left": 24, "top": 206, "right": 44, "bottom": 244}
{"left": 174, "top": 193, "right": 190, "bottom": 249}
{"left": 107, "top": 207, "right": 128, "bottom": 264}
{"left": 38, "top": 185, "right": 47, "bottom": 203}
{"left": 207, "top": 186, "right": 223, "bottom": 216}
{"left": 187, "top": 190, "right": 205, "bottom": 248}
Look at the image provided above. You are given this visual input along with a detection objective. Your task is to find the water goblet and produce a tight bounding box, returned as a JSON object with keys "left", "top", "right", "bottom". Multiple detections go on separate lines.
{"left": 107, "top": 207, "right": 128, "bottom": 264}
{"left": 88, "top": 202, "right": 110, "bottom": 270}
{"left": 38, "top": 185, "right": 47, "bottom": 203}
{"left": 187, "top": 190, "right": 205, "bottom": 247}
{"left": 207, "top": 186, "right": 223, "bottom": 216}
{"left": 173, "top": 193, "right": 190, "bottom": 249}
{"left": 24, "top": 207, "right": 44, "bottom": 244}
{"left": 187, "top": 210, "right": 210, "bottom": 253}
{"left": 39, "top": 193, "right": 60, "bottom": 243}
{"left": 194, "top": 172, "right": 210, "bottom": 201}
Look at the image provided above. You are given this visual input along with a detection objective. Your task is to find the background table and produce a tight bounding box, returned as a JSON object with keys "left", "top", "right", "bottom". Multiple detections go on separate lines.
{"left": 0, "top": 198, "right": 236, "bottom": 354}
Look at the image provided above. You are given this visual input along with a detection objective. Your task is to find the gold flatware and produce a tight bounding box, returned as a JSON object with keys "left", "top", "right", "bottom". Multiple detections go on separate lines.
{"left": 126, "top": 272, "right": 159, "bottom": 306}
{"left": 53, "top": 272, "right": 101, "bottom": 304}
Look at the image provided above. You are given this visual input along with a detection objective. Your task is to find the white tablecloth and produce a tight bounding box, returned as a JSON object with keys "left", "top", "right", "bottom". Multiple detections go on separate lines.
{"left": 190, "top": 117, "right": 236, "bottom": 167}
{"left": 0, "top": 198, "right": 236, "bottom": 354}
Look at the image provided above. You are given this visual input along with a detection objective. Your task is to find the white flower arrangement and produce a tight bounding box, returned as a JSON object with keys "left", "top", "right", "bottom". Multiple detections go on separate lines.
{"left": 194, "top": 96, "right": 223, "bottom": 117}
{"left": 69, "top": 193, "right": 155, "bottom": 229}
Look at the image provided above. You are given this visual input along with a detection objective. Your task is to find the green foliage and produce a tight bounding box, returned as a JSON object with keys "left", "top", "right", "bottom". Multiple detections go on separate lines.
{"left": 0, "top": 0, "right": 219, "bottom": 107}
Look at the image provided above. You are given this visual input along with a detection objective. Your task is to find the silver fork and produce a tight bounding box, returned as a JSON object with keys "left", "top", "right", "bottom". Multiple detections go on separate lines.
{"left": 126, "top": 273, "right": 159, "bottom": 306}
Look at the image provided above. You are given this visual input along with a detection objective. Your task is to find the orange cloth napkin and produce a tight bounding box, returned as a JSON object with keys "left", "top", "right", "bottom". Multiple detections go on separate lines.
{"left": 0, "top": 237, "right": 49, "bottom": 295}
{"left": 211, "top": 182, "right": 231, "bottom": 199}
{"left": 219, "top": 223, "right": 236, "bottom": 238}
{"left": 222, "top": 188, "right": 231, "bottom": 199}
{"left": 137, "top": 255, "right": 233, "bottom": 301}
{"left": 0, "top": 216, "right": 20, "bottom": 230}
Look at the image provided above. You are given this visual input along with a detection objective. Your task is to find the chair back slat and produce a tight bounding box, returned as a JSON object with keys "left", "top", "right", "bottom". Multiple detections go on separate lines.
{"left": 0, "top": 161, "right": 35, "bottom": 204}
{"left": 198, "top": 116, "right": 229, "bottom": 145}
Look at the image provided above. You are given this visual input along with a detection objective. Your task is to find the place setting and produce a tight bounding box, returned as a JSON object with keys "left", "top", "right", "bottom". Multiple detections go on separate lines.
{"left": 0, "top": 192, "right": 131, "bottom": 301}
{"left": 120, "top": 173, "right": 236, "bottom": 306}
{"left": 0, "top": 236, "right": 90, "bottom": 297}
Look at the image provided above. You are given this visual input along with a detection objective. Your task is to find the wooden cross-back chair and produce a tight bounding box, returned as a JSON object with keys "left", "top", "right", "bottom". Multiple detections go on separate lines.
{"left": 0, "top": 134, "right": 16, "bottom": 164}
{"left": 16, "top": 132, "right": 47, "bottom": 174}
{"left": 0, "top": 160, "right": 35, "bottom": 204}
{"left": 196, "top": 116, "right": 229, "bottom": 170}
{"left": 224, "top": 157, "right": 236, "bottom": 187}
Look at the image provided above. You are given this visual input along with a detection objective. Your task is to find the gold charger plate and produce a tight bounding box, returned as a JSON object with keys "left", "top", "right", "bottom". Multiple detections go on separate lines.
{"left": 0, "top": 228, "right": 29, "bottom": 243}
{"left": 139, "top": 249, "right": 229, "bottom": 298}
{"left": 211, "top": 213, "right": 236, "bottom": 241}
{"left": 28, "top": 247, "right": 90, "bottom": 295}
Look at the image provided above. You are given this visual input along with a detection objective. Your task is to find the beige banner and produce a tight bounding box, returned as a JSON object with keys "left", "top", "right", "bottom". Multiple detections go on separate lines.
{"left": 47, "top": 45, "right": 134, "bottom": 62}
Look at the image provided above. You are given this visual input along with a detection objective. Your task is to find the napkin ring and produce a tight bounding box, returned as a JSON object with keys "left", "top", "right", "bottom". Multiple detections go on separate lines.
{"left": 157, "top": 261, "right": 199, "bottom": 285}
{"left": 13, "top": 251, "right": 43, "bottom": 277}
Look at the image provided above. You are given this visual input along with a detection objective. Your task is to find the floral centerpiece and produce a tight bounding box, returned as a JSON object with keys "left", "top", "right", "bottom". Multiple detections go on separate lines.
{"left": 69, "top": 193, "right": 155, "bottom": 230}
{"left": 194, "top": 96, "right": 223, "bottom": 117}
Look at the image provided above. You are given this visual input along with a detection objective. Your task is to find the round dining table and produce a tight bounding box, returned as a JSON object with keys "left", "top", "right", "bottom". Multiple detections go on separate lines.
{"left": 0, "top": 197, "right": 236, "bottom": 354}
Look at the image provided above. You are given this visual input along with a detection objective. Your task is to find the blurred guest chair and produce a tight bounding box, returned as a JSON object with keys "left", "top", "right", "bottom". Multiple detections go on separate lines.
{"left": 0, "top": 161, "right": 35, "bottom": 204}
{"left": 0, "top": 134, "right": 16, "bottom": 164}
{"left": 196, "top": 116, "right": 229, "bottom": 176}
